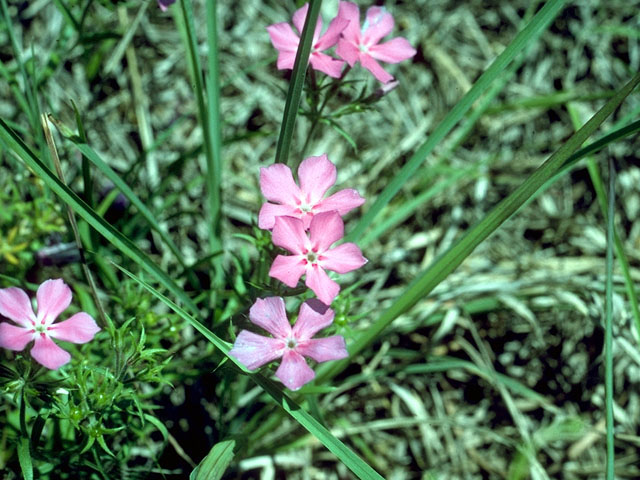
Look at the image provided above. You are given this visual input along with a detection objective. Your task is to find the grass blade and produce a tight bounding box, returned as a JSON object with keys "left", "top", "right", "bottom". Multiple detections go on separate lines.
{"left": 346, "top": 0, "right": 566, "bottom": 243}
{"left": 604, "top": 158, "right": 615, "bottom": 479}
{"left": 317, "top": 72, "right": 640, "bottom": 384}
{"left": 274, "top": 0, "right": 322, "bottom": 165}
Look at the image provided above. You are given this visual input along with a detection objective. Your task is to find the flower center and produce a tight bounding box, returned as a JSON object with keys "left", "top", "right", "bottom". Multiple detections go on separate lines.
{"left": 306, "top": 251, "right": 318, "bottom": 264}
{"left": 34, "top": 323, "right": 48, "bottom": 334}
{"left": 286, "top": 337, "right": 298, "bottom": 349}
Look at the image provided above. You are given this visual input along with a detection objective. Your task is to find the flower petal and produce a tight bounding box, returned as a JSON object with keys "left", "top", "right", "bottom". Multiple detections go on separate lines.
{"left": 315, "top": 15, "right": 349, "bottom": 50}
{"left": 260, "top": 164, "right": 300, "bottom": 205}
{"left": 249, "top": 297, "right": 292, "bottom": 339}
{"left": 275, "top": 350, "right": 315, "bottom": 390}
{"left": 47, "top": 312, "right": 100, "bottom": 344}
{"left": 321, "top": 243, "right": 368, "bottom": 274}
{"left": 36, "top": 279, "right": 71, "bottom": 325}
{"left": 315, "top": 189, "right": 365, "bottom": 216}
{"left": 298, "top": 154, "right": 336, "bottom": 205}
{"left": 292, "top": 3, "right": 322, "bottom": 42}
{"left": 267, "top": 22, "right": 299, "bottom": 53}
{"left": 269, "top": 255, "right": 306, "bottom": 288}
{"left": 362, "top": 6, "right": 394, "bottom": 45}
{"left": 276, "top": 50, "right": 297, "bottom": 70}
{"left": 309, "top": 52, "right": 345, "bottom": 78}
{"left": 336, "top": 1, "right": 361, "bottom": 44}
{"left": 0, "top": 323, "right": 34, "bottom": 351}
{"left": 30, "top": 335, "right": 71, "bottom": 370}
{"left": 0, "top": 287, "right": 35, "bottom": 327}
{"left": 292, "top": 299, "right": 334, "bottom": 341}
{"left": 157, "top": 0, "right": 175, "bottom": 11}
{"left": 297, "top": 336, "right": 348, "bottom": 362}
{"left": 305, "top": 265, "right": 340, "bottom": 306}
{"left": 360, "top": 53, "right": 394, "bottom": 83}
{"left": 335, "top": 38, "right": 360, "bottom": 66}
{"left": 258, "top": 202, "right": 299, "bottom": 230}
{"left": 230, "top": 330, "right": 286, "bottom": 370}
{"left": 368, "top": 37, "right": 416, "bottom": 64}
{"left": 309, "top": 211, "right": 344, "bottom": 252}
{"left": 272, "top": 216, "right": 309, "bottom": 254}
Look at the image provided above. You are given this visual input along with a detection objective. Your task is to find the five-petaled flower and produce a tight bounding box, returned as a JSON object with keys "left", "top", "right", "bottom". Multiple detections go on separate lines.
{"left": 269, "top": 211, "right": 367, "bottom": 306}
{"left": 259, "top": 154, "right": 365, "bottom": 230}
{"left": 336, "top": 1, "right": 416, "bottom": 83}
{"left": 230, "top": 297, "right": 348, "bottom": 390}
{"left": 267, "top": 3, "right": 349, "bottom": 78}
{"left": 0, "top": 279, "right": 100, "bottom": 370}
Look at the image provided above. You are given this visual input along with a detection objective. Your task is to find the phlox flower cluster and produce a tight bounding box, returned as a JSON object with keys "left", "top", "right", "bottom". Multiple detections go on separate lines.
{"left": 230, "top": 155, "right": 366, "bottom": 389}
{"left": 0, "top": 279, "right": 100, "bottom": 370}
{"left": 268, "top": 1, "right": 416, "bottom": 83}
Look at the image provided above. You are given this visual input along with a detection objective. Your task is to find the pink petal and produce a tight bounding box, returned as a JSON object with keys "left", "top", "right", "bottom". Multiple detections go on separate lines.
{"left": 292, "top": 3, "right": 309, "bottom": 34}
{"left": 362, "top": 6, "right": 394, "bottom": 46}
{"left": 297, "top": 154, "right": 336, "bottom": 205}
{"left": 309, "top": 211, "right": 344, "bottom": 252}
{"left": 292, "top": 300, "right": 335, "bottom": 341}
{"left": 229, "top": 330, "right": 286, "bottom": 370}
{"left": 0, "top": 323, "right": 34, "bottom": 351}
{"left": 309, "top": 52, "right": 345, "bottom": 78}
{"left": 0, "top": 287, "right": 35, "bottom": 327}
{"left": 368, "top": 37, "right": 416, "bottom": 64}
{"left": 275, "top": 350, "right": 315, "bottom": 390}
{"left": 292, "top": 3, "right": 322, "bottom": 42}
{"left": 249, "top": 297, "right": 292, "bottom": 339}
{"left": 315, "top": 189, "right": 365, "bottom": 216}
{"left": 315, "top": 16, "right": 349, "bottom": 50}
{"left": 258, "top": 202, "right": 299, "bottom": 230}
{"left": 36, "top": 279, "right": 71, "bottom": 325}
{"left": 305, "top": 265, "right": 340, "bottom": 306}
{"left": 276, "top": 51, "right": 298, "bottom": 70}
{"left": 260, "top": 164, "right": 300, "bottom": 205}
{"left": 335, "top": 38, "right": 360, "bottom": 66}
{"left": 321, "top": 243, "right": 367, "bottom": 274}
{"left": 336, "top": 1, "right": 361, "bottom": 44}
{"left": 297, "top": 336, "right": 348, "bottom": 362}
{"left": 360, "top": 54, "right": 394, "bottom": 83}
{"left": 269, "top": 255, "right": 306, "bottom": 288}
{"left": 272, "top": 216, "right": 309, "bottom": 254}
{"left": 30, "top": 335, "right": 71, "bottom": 370}
{"left": 267, "top": 22, "right": 300, "bottom": 53}
{"left": 47, "top": 312, "right": 100, "bottom": 344}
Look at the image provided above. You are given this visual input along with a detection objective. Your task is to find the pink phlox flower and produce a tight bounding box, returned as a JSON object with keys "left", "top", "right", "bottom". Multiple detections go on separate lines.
{"left": 259, "top": 154, "right": 365, "bottom": 231}
{"left": 229, "top": 297, "right": 348, "bottom": 390}
{"left": 269, "top": 211, "right": 367, "bottom": 306}
{"left": 157, "top": 0, "right": 175, "bottom": 11}
{"left": 0, "top": 279, "right": 100, "bottom": 370}
{"left": 335, "top": 1, "right": 417, "bottom": 83}
{"left": 267, "top": 3, "right": 349, "bottom": 78}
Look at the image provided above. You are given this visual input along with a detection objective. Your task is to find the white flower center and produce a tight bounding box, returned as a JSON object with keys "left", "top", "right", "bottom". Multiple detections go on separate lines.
{"left": 34, "top": 323, "right": 48, "bottom": 334}
{"left": 286, "top": 337, "right": 298, "bottom": 349}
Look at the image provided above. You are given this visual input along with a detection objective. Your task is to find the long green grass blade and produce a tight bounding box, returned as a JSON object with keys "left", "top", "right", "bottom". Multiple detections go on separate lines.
{"left": 116, "top": 264, "right": 384, "bottom": 480}
{"left": 316, "top": 72, "right": 640, "bottom": 384}
{"left": 205, "top": 0, "right": 223, "bottom": 260}
{"left": 0, "top": 118, "right": 198, "bottom": 314}
{"left": 191, "top": 440, "right": 235, "bottom": 480}
{"left": 273, "top": 0, "right": 322, "bottom": 165}
{"left": 604, "top": 158, "right": 615, "bottom": 479}
{"left": 347, "top": 0, "right": 566, "bottom": 243}
{"left": 178, "top": 0, "right": 221, "bottom": 258}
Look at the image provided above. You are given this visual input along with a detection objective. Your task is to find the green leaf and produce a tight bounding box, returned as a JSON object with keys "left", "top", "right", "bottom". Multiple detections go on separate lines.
{"left": 17, "top": 438, "right": 33, "bottom": 480}
{"left": 190, "top": 440, "right": 235, "bottom": 480}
